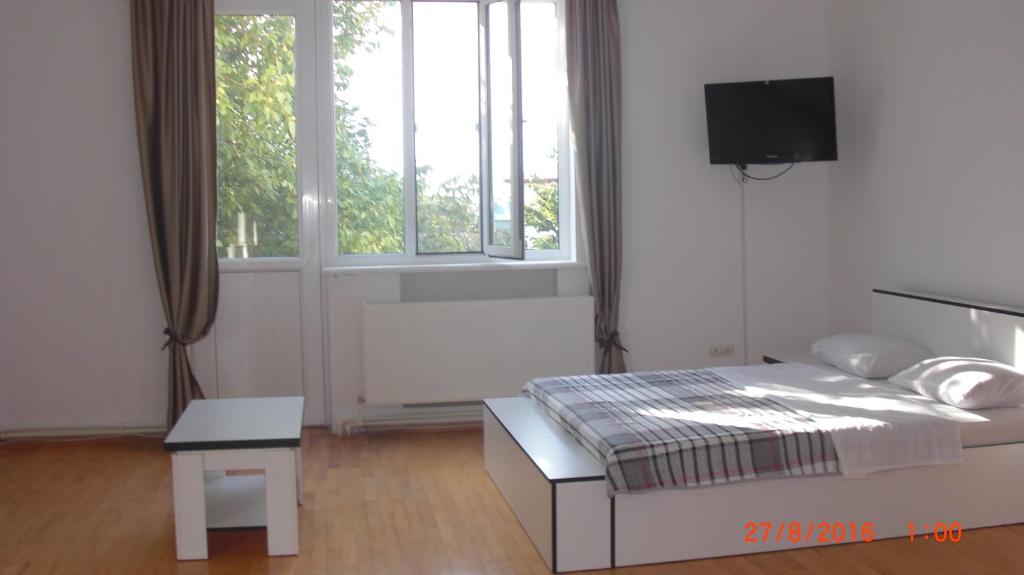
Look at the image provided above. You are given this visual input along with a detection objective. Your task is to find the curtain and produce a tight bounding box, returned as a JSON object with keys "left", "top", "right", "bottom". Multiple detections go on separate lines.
{"left": 565, "top": 0, "right": 626, "bottom": 373}
{"left": 131, "top": 0, "right": 219, "bottom": 427}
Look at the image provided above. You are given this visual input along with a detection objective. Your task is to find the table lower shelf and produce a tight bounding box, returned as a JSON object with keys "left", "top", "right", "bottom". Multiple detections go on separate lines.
{"left": 204, "top": 473, "right": 266, "bottom": 530}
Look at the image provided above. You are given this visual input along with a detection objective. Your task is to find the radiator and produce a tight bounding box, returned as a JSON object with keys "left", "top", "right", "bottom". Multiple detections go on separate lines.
{"left": 363, "top": 296, "right": 595, "bottom": 405}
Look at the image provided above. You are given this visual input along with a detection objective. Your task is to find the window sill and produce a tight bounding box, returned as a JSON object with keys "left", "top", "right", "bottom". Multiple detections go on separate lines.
{"left": 218, "top": 258, "right": 304, "bottom": 273}
{"left": 322, "top": 259, "right": 586, "bottom": 276}
{"left": 217, "top": 257, "right": 587, "bottom": 275}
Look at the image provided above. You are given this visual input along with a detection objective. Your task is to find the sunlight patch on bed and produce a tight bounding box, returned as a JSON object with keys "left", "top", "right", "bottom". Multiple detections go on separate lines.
{"left": 733, "top": 382, "right": 990, "bottom": 423}
{"left": 737, "top": 384, "right": 965, "bottom": 417}
{"left": 637, "top": 407, "right": 810, "bottom": 430}
{"left": 635, "top": 407, "right": 886, "bottom": 432}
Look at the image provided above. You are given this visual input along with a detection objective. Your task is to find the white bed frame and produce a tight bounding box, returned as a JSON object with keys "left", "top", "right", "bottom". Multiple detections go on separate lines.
{"left": 483, "top": 289, "right": 1024, "bottom": 572}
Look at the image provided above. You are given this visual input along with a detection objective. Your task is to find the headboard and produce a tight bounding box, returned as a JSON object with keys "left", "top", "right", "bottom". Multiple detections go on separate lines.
{"left": 872, "top": 289, "right": 1024, "bottom": 369}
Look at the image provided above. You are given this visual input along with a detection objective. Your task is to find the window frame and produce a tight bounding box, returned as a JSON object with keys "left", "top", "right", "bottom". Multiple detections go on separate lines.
{"left": 480, "top": 0, "right": 523, "bottom": 260}
{"left": 322, "top": 0, "right": 574, "bottom": 269}
{"left": 215, "top": 0, "right": 574, "bottom": 270}
{"left": 410, "top": 0, "right": 482, "bottom": 257}
{"left": 215, "top": 0, "right": 318, "bottom": 272}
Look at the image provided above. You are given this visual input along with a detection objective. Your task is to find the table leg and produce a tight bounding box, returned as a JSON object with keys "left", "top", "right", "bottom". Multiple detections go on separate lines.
{"left": 265, "top": 449, "right": 299, "bottom": 556}
{"left": 171, "top": 453, "right": 208, "bottom": 560}
{"left": 294, "top": 447, "right": 303, "bottom": 505}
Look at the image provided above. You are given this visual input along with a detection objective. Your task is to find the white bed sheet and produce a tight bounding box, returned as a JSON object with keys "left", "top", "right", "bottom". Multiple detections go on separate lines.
{"left": 958, "top": 405, "right": 1024, "bottom": 447}
{"left": 738, "top": 362, "right": 1024, "bottom": 447}
{"left": 713, "top": 363, "right": 971, "bottom": 477}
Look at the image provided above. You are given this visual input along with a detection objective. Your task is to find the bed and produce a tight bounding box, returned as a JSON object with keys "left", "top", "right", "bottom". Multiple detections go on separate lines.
{"left": 483, "top": 289, "right": 1024, "bottom": 572}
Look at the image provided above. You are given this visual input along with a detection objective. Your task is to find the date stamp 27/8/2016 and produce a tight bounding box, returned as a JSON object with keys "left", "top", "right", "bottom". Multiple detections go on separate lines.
{"left": 743, "top": 521, "right": 964, "bottom": 545}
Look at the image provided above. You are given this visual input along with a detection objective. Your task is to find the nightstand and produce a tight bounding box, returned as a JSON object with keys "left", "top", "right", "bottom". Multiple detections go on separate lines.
{"left": 762, "top": 352, "right": 827, "bottom": 367}
{"left": 164, "top": 397, "right": 304, "bottom": 560}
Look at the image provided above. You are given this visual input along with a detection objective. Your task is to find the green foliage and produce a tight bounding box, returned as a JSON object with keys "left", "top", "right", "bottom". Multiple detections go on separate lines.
{"left": 333, "top": 1, "right": 404, "bottom": 255}
{"left": 418, "top": 171, "right": 482, "bottom": 253}
{"left": 525, "top": 177, "right": 559, "bottom": 250}
{"left": 215, "top": 15, "right": 299, "bottom": 258}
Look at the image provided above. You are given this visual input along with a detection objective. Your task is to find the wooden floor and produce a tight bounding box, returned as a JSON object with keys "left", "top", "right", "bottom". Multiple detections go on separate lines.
{"left": 2, "top": 428, "right": 1023, "bottom": 575}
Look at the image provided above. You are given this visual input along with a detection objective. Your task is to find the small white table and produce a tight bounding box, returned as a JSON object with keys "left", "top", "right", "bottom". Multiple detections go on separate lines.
{"left": 164, "top": 397, "right": 304, "bottom": 560}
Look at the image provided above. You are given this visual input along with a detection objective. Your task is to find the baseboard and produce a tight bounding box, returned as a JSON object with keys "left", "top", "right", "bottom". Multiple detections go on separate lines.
{"left": 333, "top": 404, "right": 483, "bottom": 436}
{"left": 0, "top": 426, "right": 167, "bottom": 440}
{"left": 2, "top": 409, "right": 485, "bottom": 440}
{"left": 1, "top": 424, "right": 333, "bottom": 442}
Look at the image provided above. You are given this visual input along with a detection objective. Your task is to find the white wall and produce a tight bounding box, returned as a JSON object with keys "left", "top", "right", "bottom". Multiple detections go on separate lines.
{"left": 618, "top": 0, "right": 832, "bottom": 370}
{"left": 1, "top": 0, "right": 850, "bottom": 432}
{"left": 0, "top": 0, "right": 168, "bottom": 430}
{"left": 825, "top": 0, "right": 1024, "bottom": 332}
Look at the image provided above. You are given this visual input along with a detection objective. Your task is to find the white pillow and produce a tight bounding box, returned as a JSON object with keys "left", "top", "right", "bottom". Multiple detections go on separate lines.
{"left": 811, "top": 333, "right": 931, "bottom": 379}
{"left": 889, "top": 357, "right": 1024, "bottom": 409}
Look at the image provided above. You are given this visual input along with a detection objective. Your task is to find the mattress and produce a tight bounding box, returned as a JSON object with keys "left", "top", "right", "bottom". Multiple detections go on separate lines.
{"left": 721, "top": 362, "right": 1024, "bottom": 448}
{"left": 525, "top": 362, "right": 1024, "bottom": 494}
{"left": 522, "top": 359, "right": 1024, "bottom": 492}
{"left": 523, "top": 369, "right": 841, "bottom": 494}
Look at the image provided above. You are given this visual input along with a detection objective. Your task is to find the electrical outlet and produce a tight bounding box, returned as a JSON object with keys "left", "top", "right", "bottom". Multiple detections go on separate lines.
{"left": 710, "top": 344, "right": 736, "bottom": 358}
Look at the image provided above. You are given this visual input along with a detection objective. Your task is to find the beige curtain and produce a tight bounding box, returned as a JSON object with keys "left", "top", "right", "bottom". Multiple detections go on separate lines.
{"left": 131, "top": 0, "right": 219, "bottom": 427}
{"left": 566, "top": 0, "right": 626, "bottom": 373}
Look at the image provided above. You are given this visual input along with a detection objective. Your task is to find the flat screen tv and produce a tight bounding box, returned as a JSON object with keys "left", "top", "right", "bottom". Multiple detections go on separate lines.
{"left": 704, "top": 76, "right": 837, "bottom": 165}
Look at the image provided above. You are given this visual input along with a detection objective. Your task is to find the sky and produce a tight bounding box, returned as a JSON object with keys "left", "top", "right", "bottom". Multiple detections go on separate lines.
{"left": 341, "top": 1, "right": 561, "bottom": 216}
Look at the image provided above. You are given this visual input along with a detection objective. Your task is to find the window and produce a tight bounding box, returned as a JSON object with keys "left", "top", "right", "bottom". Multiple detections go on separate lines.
{"left": 414, "top": 2, "right": 482, "bottom": 254}
{"left": 215, "top": 13, "right": 299, "bottom": 259}
{"left": 333, "top": 1, "right": 405, "bottom": 255}
{"left": 520, "top": 1, "right": 564, "bottom": 251}
{"left": 330, "top": 0, "right": 571, "bottom": 265}
{"left": 485, "top": 0, "right": 516, "bottom": 252}
{"left": 215, "top": 0, "right": 572, "bottom": 266}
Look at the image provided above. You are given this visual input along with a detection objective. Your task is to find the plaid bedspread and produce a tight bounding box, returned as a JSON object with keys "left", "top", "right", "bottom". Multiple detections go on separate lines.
{"left": 523, "top": 369, "right": 839, "bottom": 494}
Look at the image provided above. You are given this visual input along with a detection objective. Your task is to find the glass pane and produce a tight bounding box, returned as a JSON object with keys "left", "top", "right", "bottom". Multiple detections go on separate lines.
{"left": 215, "top": 15, "right": 298, "bottom": 258}
{"left": 414, "top": 2, "right": 481, "bottom": 253}
{"left": 334, "top": 1, "right": 405, "bottom": 255}
{"left": 487, "top": 1, "right": 513, "bottom": 247}
{"left": 521, "top": 2, "right": 560, "bottom": 250}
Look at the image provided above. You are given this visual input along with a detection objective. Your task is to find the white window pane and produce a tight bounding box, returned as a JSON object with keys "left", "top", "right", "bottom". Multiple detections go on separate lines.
{"left": 215, "top": 15, "right": 298, "bottom": 258}
{"left": 414, "top": 2, "right": 481, "bottom": 254}
{"left": 487, "top": 1, "right": 514, "bottom": 247}
{"left": 521, "top": 1, "right": 560, "bottom": 250}
{"left": 334, "top": 1, "right": 405, "bottom": 255}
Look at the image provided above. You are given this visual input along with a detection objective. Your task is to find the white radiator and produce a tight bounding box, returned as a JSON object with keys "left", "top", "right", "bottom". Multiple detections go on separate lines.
{"left": 362, "top": 296, "right": 595, "bottom": 405}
